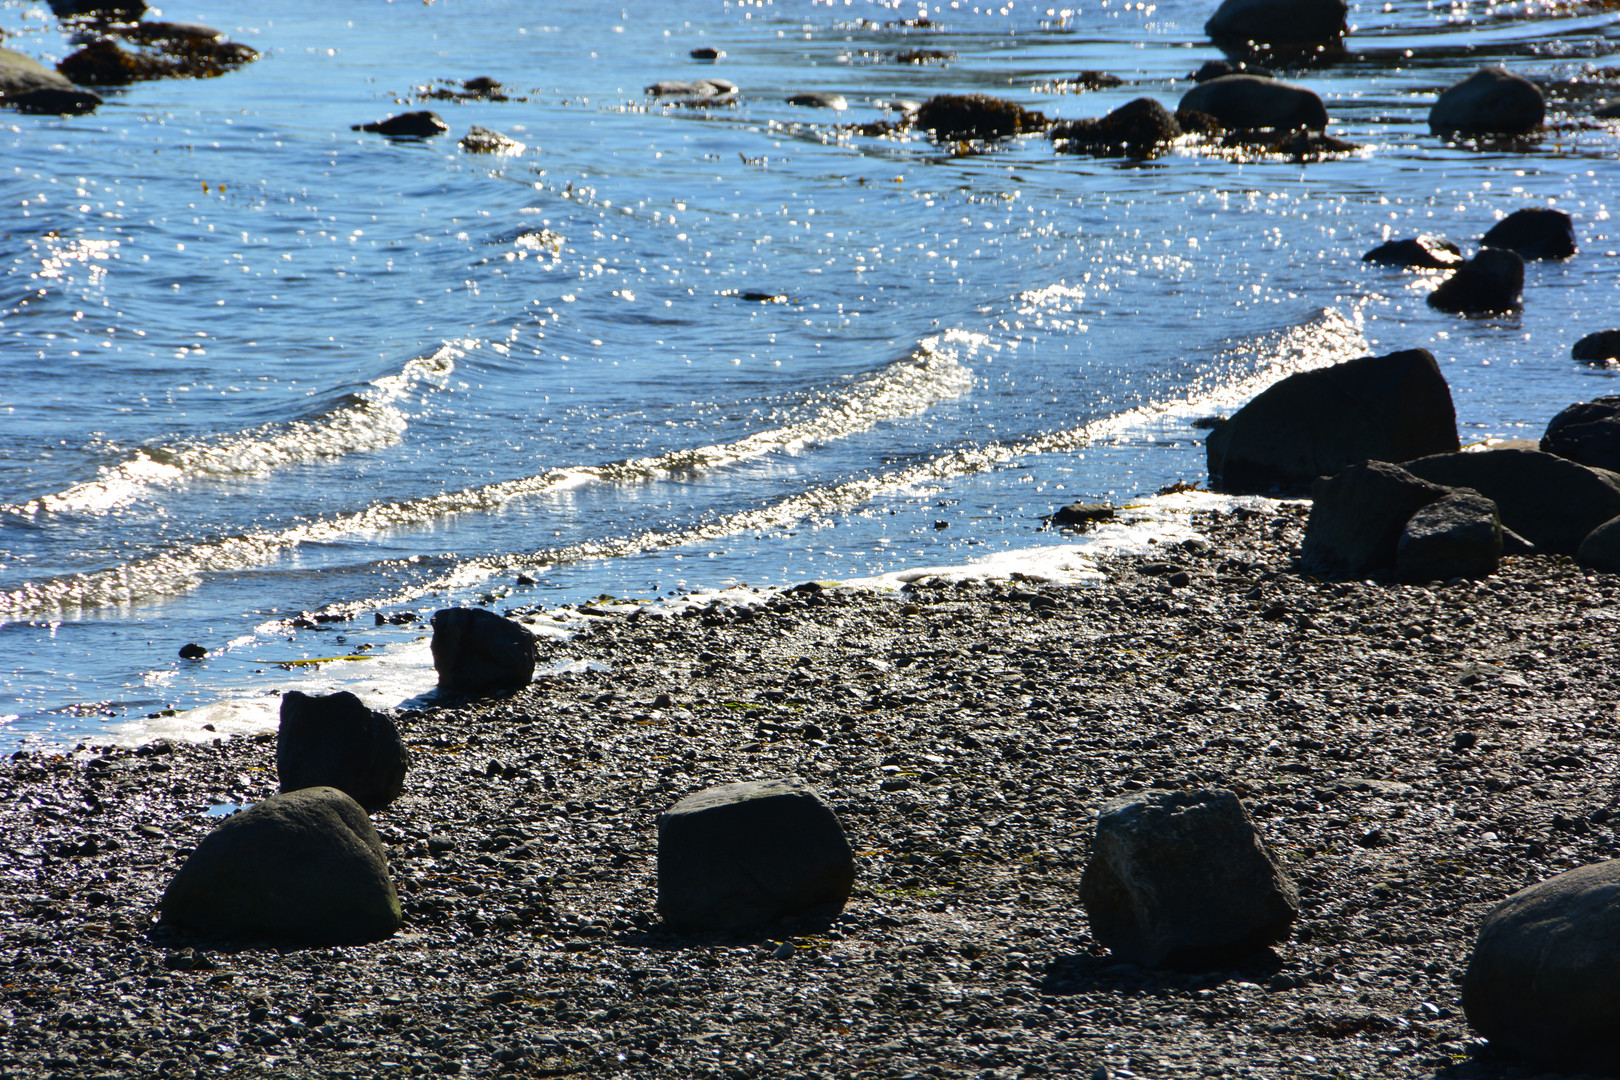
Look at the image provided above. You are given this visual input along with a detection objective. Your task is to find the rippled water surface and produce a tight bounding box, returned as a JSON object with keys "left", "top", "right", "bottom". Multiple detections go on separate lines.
{"left": 3, "top": 0, "right": 1618, "bottom": 748}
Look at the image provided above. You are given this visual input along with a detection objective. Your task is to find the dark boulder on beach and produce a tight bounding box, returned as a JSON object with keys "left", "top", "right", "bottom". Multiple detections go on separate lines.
{"left": 158, "top": 786, "right": 402, "bottom": 946}
{"left": 1044, "top": 501, "right": 1118, "bottom": 531}
{"left": 1573, "top": 330, "right": 1620, "bottom": 366}
{"left": 1481, "top": 207, "right": 1576, "bottom": 260}
{"left": 353, "top": 110, "right": 449, "bottom": 137}
{"left": 1427, "top": 248, "right": 1523, "bottom": 315}
{"left": 430, "top": 607, "right": 537, "bottom": 694}
{"left": 657, "top": 779, "right": 855, "bottom": 932}
{"left": 1050, "top": 97, "right": 1181, "bottom": 158}
{"left": 1541, "top": 396, "right": 1620, "bottom": 472}
{"left": 1361, "top": 234, "right": 1463, "bottom": 269}
{"left": 1403, "top": 448, "right": 1620, "bottom": 555}
{"left": 0, "top": 46, "right": 103, "bottom": 114}
{"left": 277, "top": 690, "right": 408, "bottom": 812}
{"left": 1462, "top": 860, "right": 1620, "bottom": 1074}
{"left": 1177, "top": 75, "right": 1327, "bottom": 132}
{"left": 1205, "top": 0, "right": 1346, "bottom": 52}
{"left": 1206, "top": 348, "right": 1459, "bottom": 494}
{"left": 1300, "top": 459, "right": 1453, "bottom": 577}
{"left": 1081, "top": 788, "right": 1298, "bottom": 969}
{"left": 1577, "top": 515, "right": 1620, "bottom": 573}
{"left": 1429, "top": 66, "right": 1544, "bottom": 135}
{"left": 912, "top": 93, "right": 1047, "bottom": 140}
{"left": 1396, "top": 490, "right": 1502, "bottom": 583}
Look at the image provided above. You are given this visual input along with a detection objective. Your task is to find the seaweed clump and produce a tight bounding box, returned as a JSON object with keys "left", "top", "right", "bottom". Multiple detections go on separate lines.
{"left": 912, "top": 93, "right": 1047, "bottom": 140}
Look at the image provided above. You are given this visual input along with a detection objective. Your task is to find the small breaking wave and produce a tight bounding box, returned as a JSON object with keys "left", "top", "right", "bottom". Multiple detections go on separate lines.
{"left": 0, "top": 339, "right": 972, "bottom": 617}
{"left": 3, "top": 345, "right": 461, "bottom": 518}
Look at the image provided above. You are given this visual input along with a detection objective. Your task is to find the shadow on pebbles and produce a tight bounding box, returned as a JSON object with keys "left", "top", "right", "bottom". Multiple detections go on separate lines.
{"left": 3, "top": 503, "right": 1618, "bottom": 1079}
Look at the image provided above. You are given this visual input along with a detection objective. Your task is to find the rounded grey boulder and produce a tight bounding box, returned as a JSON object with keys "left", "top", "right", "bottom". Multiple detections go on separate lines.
{"left": 1429, "top": 66, "right": 1544, "bottom": 135}
{"left": 158, "top": 787, "right": 402, "bottom": 946}
{"left": 657, "top": 779, "right": 855, "bottom": 932}
{"left": 430, "top": 607, "right": 537, "bottom": 694}
{"left": 1463, "top": 860, "right": 1620, "bottom": 1074}
{"left": 1395, "top": 490, "right": 1502, "bottom": 583}
{"left": 277, "top": 690, "right": 408, "bottom": 811}
{"left": 1178, "top": 75, "right": 1327, "bottom": 131}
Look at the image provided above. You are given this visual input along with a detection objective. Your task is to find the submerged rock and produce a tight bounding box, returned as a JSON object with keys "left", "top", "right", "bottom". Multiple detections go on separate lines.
{"left": 1050, "top": 97, "right": 1181, "bottom": 158}
{"left": 1427, "top": 248, "right": 1523, "bottom": 315}
{"left": 1481, "top": 207, "right": 1576, "bottom": 260}
{"left": 657, "top": 778, "right": 855, "bottom": 932}
{"left": 1177, "top": 75, "right": 1327, "bottom": 132}
{"left": 353, "top": 110, "right": 449, "bottom": 137}
{"left": 1081, "top": 788, "right": 1298, "bottom": 969}
{"left": 1206, "top": 348, "right": 1459, "bottom": 494}
{"left": 646, "top": 78, "right": 737, "bottom": 106}
{"left": 277, "top": 690, "right": 408, "bottom": 812}
{"left": 158, "top": 787, "right": 401, "bottom": 946}
{"left": 1429, "top": 66, "right": 1544, "bottom": 135}
{"left": 57, "top": 35, "right": 257, "bottom": 84}
{"left": 912, "top": 93, "right": 1047, "bottom": 140}
{"left": 787, "top": 91, "right": 847, "bottom": 110}
{"left": 1463, "top": 860, "right": 1620, "bottom": 1074}
{"left": 1361, "top": 234, "right": 1463, "bottom": 269}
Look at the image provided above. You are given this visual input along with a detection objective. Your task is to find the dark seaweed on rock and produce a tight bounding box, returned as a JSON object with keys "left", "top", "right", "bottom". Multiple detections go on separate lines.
{"left": 1050, "top": 98, "right": 1182, "bottom": 159}
{"left": 56, "top": 35, "right": 257, "bottom": 84}
{"left": 912, "top": 93, "right": 1047, "bottom": 140}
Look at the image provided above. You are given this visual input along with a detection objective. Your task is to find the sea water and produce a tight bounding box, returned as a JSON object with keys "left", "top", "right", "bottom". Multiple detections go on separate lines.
{"left": 2, "top": 0, "right": 1617, "bottom": 750}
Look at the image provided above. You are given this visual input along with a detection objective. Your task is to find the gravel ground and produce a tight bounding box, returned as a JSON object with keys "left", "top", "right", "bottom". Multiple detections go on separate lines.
{"left": 3, "top": 501, "right": 1619, "bottom": 1080}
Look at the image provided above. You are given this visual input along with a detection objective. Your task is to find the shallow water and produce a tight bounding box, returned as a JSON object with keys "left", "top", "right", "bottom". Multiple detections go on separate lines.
{"left": 2, "top": 0, "right": 1617, "bottom": 749}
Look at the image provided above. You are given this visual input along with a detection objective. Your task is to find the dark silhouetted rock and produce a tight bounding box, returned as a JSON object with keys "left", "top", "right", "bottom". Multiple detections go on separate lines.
{"left": 1463, "top": 860, "right": 1620, "bottom": 1074}
{"left": 57, "top": 35, "right": 256, "bottom": 84}
{"left": 787, "top": 91, "right": 847, "bottom": 110}
{"left": 1301, "top": 460, "right": 1452, "bottom": 577}
{"left": 690, "top": 46, "right": 723, "bottom": 62}
{"left": 657, "top": 779, "right": 855, "bottom": 932}
{"left": 459, "top": 125, "right": 523, "bottom": 154}
{"left": 1427, "top": 248, "right": 1523, "bottom": 315}
{"left": 47, "top": 0, "right": 145, "bottom": 16}
{"left": 1541, "top": 396, "right": 1620, "bottom": 472}
{"left": 158, "top": 787, "right": 401, "bottom": 946}
{"left": 1205, "top": 0, "right": 1347, "bottom": 52}
{"left": 1573, "top": 330, "right": 1620, "bottom": 366}
{"left": 1361, "top": 235, "right": 1463, "bottom": 269}
{"left": 1577, "top": 515, "right": 1620, "bottom": 573}
{"left": 429, "top": 607, "right": 536, "bottom": 694}
{"left": 1070, "top": 70, "right": 1124, "bottom": 89}
{"left": 913, "top": 93, "right": 1047, "bottom": 140}
{"left": 1396, "top": 491, "right": 1502, "bottom": 583}
{"left": 277, "top": 690, "right": 408, "bottom": 812}
{"left": 1081, "top": 788, "right": 1298, "bottom": 969}
{"left": 1206, "top": 348, "right": 1459, "bottom": 494}
{"left": 352, "top": 110, "right": 448, "bottom": 137}
{"left": 178, "top": 642, "right": 207, "bottom": 660}
{"left": 1178, "top": 75, "right": 1327, "bottom": 131}
{"left": 1481, "top": 207, "right": 1576, "bottom": 260}
{"left": 1429, "top": 67, "right": 1545, "bottom": 135}
{"left": 1044, "top": 501, "right": 1118, "bottom": 531}
{"left": 461, "top": 75, "right": 502, "bottom": 96}
{"left": 1050, "top": 97, "right": 1181, "bottom": 158}
{"left": 1403, "top": 448, "right": 1620, "bottom": 555}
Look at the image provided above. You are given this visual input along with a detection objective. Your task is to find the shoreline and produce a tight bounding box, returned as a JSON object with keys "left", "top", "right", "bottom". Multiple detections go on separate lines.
{"left": 3, "top": 502, "right": 1618, "bottom": 1079}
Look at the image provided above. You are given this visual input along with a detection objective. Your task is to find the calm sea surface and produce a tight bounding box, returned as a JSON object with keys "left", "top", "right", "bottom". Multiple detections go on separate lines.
{"left": 2, "top": 0, "right": 1617, "bottom": 750}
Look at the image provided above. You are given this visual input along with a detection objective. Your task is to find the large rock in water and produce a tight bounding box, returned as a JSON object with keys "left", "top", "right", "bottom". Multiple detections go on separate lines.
{"left": 1177, "top": 75, "right": 1327, "bottom": 131}
{"left": 1080, "top": 789, "right": 1298, "bottom": 969}
{"left": 1403, "top": 448, "right": 1620, "bottom": 555}
{"left": 430, "top": 607, "right": 537, "bottom": 694}
{"left": 158, "top": 787, "right": 401, "bottom": 946}
{"left": 1429, "top": 66, "right": 1545, "bottom": 135}
{"left": 1482, "top": 207, "right": 1577, "bottom": 260}
{"left": 1361, "top": 234, "right": 1463, "bottom": 270}
{"left": 1427, "top": 248, "right": 1523, "bottom": 315}
{"left": 657, "top": 779, "right": 855, "bottom": 932}
{"left": 1462, "top": 860, "right": 1620, "bottom": 1074}
{"left": 1204, "top": 0, "right": 1347, "bottom": 52}
{"left": 1049, "top": 97, "right": 1182, "bottom": 158}
{"left": 0, "top": 46, "right": 102, "bottom": 114}
{"left": 1300, "top": 460, "right": 1452, "bottom": 577}
{"left": 1395, "top": 490, "right": 1502, "bottom": 583}
{"left": 277, "top": 690, "right": 408, "bottom": 811}
{"left": 1206, "top": 348, "right": 1459, "bottom": 494}
{"left": 1541, "top": 395, "right": 1620, "bottom": 472}
{"left": 1572, "top": 330, "right": 1620, "bottom": 366}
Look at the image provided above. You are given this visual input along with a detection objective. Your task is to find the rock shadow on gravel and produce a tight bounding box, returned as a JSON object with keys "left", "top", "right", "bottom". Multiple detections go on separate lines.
{"left": 1039, "top": 947, "right": 1284, "bottom": 996}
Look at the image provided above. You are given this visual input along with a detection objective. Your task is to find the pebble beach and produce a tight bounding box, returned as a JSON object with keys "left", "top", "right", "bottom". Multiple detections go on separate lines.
{"left": 4, "top": 501, "right": 1618, "bottom": 1080}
